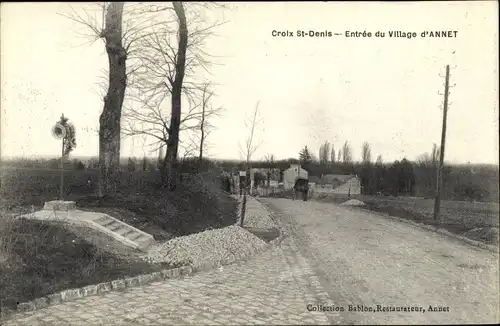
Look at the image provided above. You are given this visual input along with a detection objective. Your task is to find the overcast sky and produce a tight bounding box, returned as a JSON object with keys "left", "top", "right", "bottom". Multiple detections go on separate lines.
{"left": 1, "top": 2, "right": 498, "bottom": 164}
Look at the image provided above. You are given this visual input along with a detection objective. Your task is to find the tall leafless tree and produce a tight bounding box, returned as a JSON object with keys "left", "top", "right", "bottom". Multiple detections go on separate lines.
{"left": 161, "top": 1, "right": 188, "bottom": 190}
{"left": 362, "top": 141, "right": 372, "bottom": 165}
{"left": 318, "top": 141, "right": 331, "bottom": 165}
{"left": 240, "top": 101, "right": 264, "bottom": 168}
{"left": 123, "top": 84, "right": 222, "bottom": 177}
{"left": 97, "top": 2, "right": 127, "bottom": 197}
{"left": 197, "top": 82, "right": 223, "bottom": 167}
{"left": 264, "top": 153, "right": 275, "bottom": 187}
{"left": 431, "top": 143, "right": 440, "bottom": 166}
{"left": 63, "top": 2, "right": 226, "bottom": 191}
{"left": 330, "top": 144, "right": 336, "bottom": 164}
{"left": 417, "top": 143, "right": 441, "bottom": 167}
{"left": 238, "top": 101, "right": 264, "bottom": 200}
{"left": 342, "top": 141, "right": 353, "bottom": 164}
{"left": 61, "top": 2, "right": 165, "bottom": 197}
{"left": 416, "top": 143, "right": 443, "bottom": 195}
{"left": 121, "top": 2, "right": 226, "bottom": 189}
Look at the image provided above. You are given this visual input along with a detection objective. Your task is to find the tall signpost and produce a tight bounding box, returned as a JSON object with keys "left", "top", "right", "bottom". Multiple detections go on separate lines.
{"left": 52, "top": 122, "right": 67, "bottom": 201}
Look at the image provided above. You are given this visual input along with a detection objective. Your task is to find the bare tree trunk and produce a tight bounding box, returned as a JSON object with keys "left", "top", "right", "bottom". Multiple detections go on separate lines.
{"left": 165, "top": 1, "right": 188, "bottom": 191}
{"left": 98, "top": 2, "right": 126, "bottom": 198}
{"left": 198, "top": 113, "right": 205, "bottom": 169}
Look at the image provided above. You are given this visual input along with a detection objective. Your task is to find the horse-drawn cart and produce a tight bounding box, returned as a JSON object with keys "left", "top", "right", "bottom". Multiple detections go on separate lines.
{"left": 292, "top": 177, "right": 309, "bottom": 201}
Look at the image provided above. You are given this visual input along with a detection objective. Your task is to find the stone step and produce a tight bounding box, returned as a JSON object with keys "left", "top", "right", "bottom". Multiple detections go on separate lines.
{"left": 123, "top": 229, "right": 137, "bottom": 238}
{"left": 114, "top": 227, "right": 135, "bottom": 237}
{"left": 101, "top": 219, "right": 116, "bottom": 228}
{"left": 94, "top": 215, "right": 112, "bottom": 225}
{"left": 98, "top": 221, "right": 154, "bottom": 251}
{"left": 119, "top": 229, "right": 140, "bottom": 240}
{"left": 99, "top": 221, "right": 154, "bottom": 251}
{"left": 107, "top": 223, "right": 123, "bottom": 232}
{"left": 133, "top": 234, "right": 155, "bottom": 249}
{"left": 86, "top": 212, "right": 155, "bottom": 250}
{"left": 130, "top": 232, "right": 145, "bottom": 241}
{"left": 23, "top": 203, "right": 156, "bottom": 252}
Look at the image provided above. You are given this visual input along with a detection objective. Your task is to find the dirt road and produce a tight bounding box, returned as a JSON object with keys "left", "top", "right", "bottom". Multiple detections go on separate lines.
{"left": 260, "top": 198, "right": 499, "bottom": 325}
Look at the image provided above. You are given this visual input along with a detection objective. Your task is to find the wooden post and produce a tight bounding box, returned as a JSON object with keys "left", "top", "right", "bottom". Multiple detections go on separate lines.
{"left": 240, "top": 191, "right": 247, "bottom": 227}
{"left": 433, "top": 65, "right": 450, "bottom": 221}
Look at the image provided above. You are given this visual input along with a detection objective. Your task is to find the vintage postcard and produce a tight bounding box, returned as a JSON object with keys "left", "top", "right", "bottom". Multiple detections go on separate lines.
{"left": 1, "top": 1, "right": 498, "bottom": 325}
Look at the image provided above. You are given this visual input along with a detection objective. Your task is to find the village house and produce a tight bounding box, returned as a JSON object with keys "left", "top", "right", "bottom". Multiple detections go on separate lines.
{"left": 282, "top": 164, "right": 308, "bottom": 189}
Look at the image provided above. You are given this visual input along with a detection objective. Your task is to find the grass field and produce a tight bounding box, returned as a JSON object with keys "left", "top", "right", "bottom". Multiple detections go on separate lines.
{"left": 0, "top": 166, "right": 237, "bottom": 315}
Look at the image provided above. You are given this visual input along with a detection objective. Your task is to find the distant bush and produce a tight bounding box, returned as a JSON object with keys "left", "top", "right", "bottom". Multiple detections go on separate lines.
{"left": 454, "top": 184, "right": 487, "bottom": 202}
{"left": 127, "top": 158, "right": 136, "bottom": 172}
{"left": 74, "top": 161, "right": 85, "bottom": 170}
{"left": 178, "top": 157, "right": 215, "bottom": 174}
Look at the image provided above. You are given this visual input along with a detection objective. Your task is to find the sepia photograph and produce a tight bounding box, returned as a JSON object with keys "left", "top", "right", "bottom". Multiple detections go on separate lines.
{"left": 0, "top": 1, "right": 498, "bottom": 325}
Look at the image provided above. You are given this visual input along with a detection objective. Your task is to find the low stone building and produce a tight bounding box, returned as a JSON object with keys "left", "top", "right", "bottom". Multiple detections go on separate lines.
{"left": 282, "top": 164, "right": 308, "bottom": 189}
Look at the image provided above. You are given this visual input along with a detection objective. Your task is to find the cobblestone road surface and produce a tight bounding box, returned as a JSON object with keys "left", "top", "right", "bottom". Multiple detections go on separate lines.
{"left": 2, "top": 229, "right": 333, "bottom": 325}
{"left": 3, "top": 198, "right": 499, "bottom": 325}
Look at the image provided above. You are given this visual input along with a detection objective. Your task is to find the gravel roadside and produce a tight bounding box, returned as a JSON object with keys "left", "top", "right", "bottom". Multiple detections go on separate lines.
{"left": 242, "top": 196, "right": 277, "bottom": 229}
{"left": 146, "top": 196, "right": 276, "bottom": 269}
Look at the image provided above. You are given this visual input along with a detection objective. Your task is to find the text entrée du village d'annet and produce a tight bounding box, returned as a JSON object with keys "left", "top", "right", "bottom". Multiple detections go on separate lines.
{"left": 271, "top": 29, "right": 458, "bottom": 39}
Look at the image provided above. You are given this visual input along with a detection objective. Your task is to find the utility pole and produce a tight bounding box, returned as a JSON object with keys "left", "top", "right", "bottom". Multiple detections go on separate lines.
{"left": 433, "top": 64, "right": 451, "bottom": 221}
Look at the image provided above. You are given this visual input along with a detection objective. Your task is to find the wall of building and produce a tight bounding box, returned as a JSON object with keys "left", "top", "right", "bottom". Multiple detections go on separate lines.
{"left": 283, "top": 165, "right": 308, "bottom": 189}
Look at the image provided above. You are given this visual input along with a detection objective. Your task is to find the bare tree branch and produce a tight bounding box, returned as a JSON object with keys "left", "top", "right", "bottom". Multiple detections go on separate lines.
{"left": 241, "top": 101, "right": 264, "bottom": 167}
{"left": 122, "top": 82, "right": 223, "bottom": 162}
{"left": 63, "top": 2, "right": 228, "bottom": 187}
{"left": 121, "top": 4, "right": 226, "bottom": 166}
